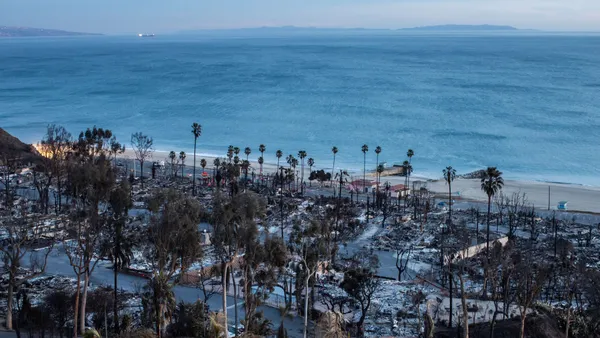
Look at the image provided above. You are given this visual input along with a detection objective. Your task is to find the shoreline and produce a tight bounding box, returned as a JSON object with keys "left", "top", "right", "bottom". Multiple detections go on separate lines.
{"left": 120, "top": 148, "right": 600, "bottom": 214}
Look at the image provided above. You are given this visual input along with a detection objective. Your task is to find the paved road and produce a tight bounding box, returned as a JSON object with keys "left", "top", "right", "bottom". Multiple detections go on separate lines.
{"left": 20, "top": 247, "right": 305, "bottom": 337}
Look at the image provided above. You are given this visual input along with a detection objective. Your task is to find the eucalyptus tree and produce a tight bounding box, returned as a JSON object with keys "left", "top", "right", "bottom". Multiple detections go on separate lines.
{"left": 211, "top": 191, "right": 267, "bottom": 336}
{"left": 105, "top": 180, "right": 133, "bottom": 333}
{"left": 34, "top": 124, "right": 73, "bottom": 214}
{"left": 179, "top": 151, "right": 186, "bottom": 180}
{"left": 481, "top": 167, "right": 504, "bottom": 257}
{"left": 146, "top": 188, "right": 203, "bottom": 337}
{"left": 191, "top": 122, "right": 202, "bottom": 196}
{"left": 67, "top": 126, "right": 120, "bottom": 336}
{"left": 131, "top": 132, "right": 154, "bottom": 188}
{"left": 307, "top": 158, "right": 315, "bottom": 187}
{"left": 443, "top": 166, "right": 457, "bottom": 225}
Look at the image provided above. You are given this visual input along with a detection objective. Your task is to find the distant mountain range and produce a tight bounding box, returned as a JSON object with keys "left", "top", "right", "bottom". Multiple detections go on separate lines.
{"left": 181, "top": 24, "right": 523, "bottom": 35}
{"left": 401, "top": 24, "right": 519, "bottom": 31}
{"left": 0, "top": 26, "right": 101, "bottom": 37}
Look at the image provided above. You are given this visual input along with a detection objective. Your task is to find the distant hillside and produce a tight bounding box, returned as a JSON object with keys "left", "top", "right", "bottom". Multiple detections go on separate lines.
{"left": 401, "top": 24, "right": 519, "bottom": 31}
{"left": 0, "top": 128, "right": 42, "bottom": 164}
{"left": 0, "top": 26, "right": 101, "bottom": 37}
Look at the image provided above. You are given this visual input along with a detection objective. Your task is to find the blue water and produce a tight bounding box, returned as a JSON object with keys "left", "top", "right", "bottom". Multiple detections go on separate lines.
{"left": 1, "top": 33, "right": 600, "bottom": 185}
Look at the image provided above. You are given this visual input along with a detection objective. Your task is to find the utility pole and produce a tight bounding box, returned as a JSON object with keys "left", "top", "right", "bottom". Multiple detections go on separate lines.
{"left": 548, "top": 186, "right": 551, "bottom": 210}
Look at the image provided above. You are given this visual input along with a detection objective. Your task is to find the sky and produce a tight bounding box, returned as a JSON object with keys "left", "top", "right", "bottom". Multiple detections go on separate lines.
{"left": 2, "top": 0, "right": 600, "bottom": 34}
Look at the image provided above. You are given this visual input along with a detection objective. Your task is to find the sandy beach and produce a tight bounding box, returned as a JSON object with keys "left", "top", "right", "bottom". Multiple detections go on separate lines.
{"left": 121, "top": 149, "right": 600, "bottom": 214}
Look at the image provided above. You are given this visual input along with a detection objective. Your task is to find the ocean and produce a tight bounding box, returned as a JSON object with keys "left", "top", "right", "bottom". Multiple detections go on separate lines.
{"left": 1, "top": 33, "right": 600, "bottom": 185}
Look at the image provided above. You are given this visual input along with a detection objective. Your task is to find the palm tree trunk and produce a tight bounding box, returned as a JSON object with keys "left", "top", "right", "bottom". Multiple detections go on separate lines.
{"left": 332, "top": 155, "right": 336, "bottom": 191}
{"left": 448, "top": 182, "right": 452, "bottom": 226}
{"left": 363, "top": 153, "right": 366, "bottom": 197}
{"left": 193, "top": 139, "right": 197, "bottom": 196}
{"left": 487, "top": 195, "right": 491, "bottom": 260}
{"left": 231, "top": 267, "right": 238, "bottom": 337}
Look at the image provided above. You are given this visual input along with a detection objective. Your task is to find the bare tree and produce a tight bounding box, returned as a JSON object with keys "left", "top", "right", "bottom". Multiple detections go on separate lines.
{"left": 0, "top": 206, "right": 55, "bottom": 330}
{"left": 515, "top": 258, "right": 549, "bottom": 338}
{"left": 341, "top": 250, "right": 382, "bottom": 334}
{"left": 395, "top": 246, "right": 412, "bottom": 281}
{"left": 130, "top": 132, "right": 154, "bottom": 188}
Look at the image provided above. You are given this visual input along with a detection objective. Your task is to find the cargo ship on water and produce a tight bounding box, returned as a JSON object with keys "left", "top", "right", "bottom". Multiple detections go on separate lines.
{"left": 137, "top": 33, "right": 155, "bottom": 37}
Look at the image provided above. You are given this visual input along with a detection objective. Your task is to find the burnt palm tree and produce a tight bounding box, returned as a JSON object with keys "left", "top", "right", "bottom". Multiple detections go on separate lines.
{"left": 213, "top": 158, "right": 221, "bottom": 188}
{"left": 276, "top": 149, "right": 283, "bottom": 168}
{"left": 361, "top": 144, "right": 369, "bottom": 195}
{"left": 169, "top": 151, "right": 176, "bottom": 177}
{"left": 481, "top": 167, "right": 504, "bottom": 257}
{"left": 406, "top": 149, "right": 414, "bottom": 195}
{"left": 331, "top": 146, "right": 338, "bottom": 191}
{"left": 443, "top": 166, "right": 457, "bottom": 226}
{"left": 375, "top": 146, "right": 382, "bottom": 183}
{"left": 200, "top": 159, "right": 207, "bottom": 186}
{"left": 258, "top": 144, "right": 266, "bottom": 175}
{"left": 179, "top": 151, "right": 186, "bottom": 180}
{"left": 402, "top": 160, "right": 412, "bottom": 212}
{"left": 307, "top": 158, "right": 314, "bottom": 187}
{"left": 298, "top": 150, "right": 307, "bottom": 194}
{"left": 191, "top": 123, "right": 202, "bottom": 196}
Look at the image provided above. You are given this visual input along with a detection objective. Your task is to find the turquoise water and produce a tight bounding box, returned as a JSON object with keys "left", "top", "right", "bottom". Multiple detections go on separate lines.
{"left": 1, "top": 33, "right": 600, "bottom": 184}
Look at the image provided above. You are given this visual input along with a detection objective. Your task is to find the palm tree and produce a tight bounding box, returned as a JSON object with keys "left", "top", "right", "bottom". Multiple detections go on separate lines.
{"left": 307, "top": 158, "right": 314, "bottom": 187}
{"left": 234, "top": 147, "right": 240, "bottom": 157}
{"left": 298, "top": 150, "right": 307, "bottom": 194}
{"left": 244, "top": 147, "right": 251, "bottom": 161}
{"left": 402, "top": 160, "right": 411, "bottom": 209}
{"left": 213, "top": 158, "right": 221, "bottom": 187}
{"left": 259, "top": 144, "right": 266, "bottom": 176}
{"left": 191, "top": 123, "right": 202, "bottom": 196}
{"left": 375, "top": 146, "right": 382, "bottom": 187}
{"left": 178, "top": 151, "right": 186, "bottom": 180}
{"left": 200, "top": 159, "right": 207, "bottom": 186}
{"left": 361, "top": 144, "right": 369, "bottom": 195}
{"left": 276, "top": 149, "right": 283, "bottom": 168}
{"left": 227, "top": 145, "right": 234, "bottom": 163}
{"left": 443, "top": 166, "right": 457, "bottom": 226}
{"left": 144, "top": 272, "right": 176, "bottom": 337}
{"left": 406, "top": 149, "right": 414, "bottom": 196}
{"left": 331, "top": 146, "right": 338, "bottom": 190}
{"left": 481, "top": 167, "right": 504, "bottom": 257}
{"left": 169, "top": 151, "right": 176, "bottom": 177}
{"left": 258, "top": 156, "right": 264, "bottom": 187}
